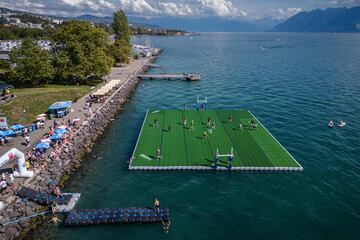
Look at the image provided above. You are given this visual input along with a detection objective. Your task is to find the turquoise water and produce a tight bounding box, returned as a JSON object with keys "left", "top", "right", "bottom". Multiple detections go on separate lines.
{"left": 26, "top": 33, "right": 360, "bottom": 240}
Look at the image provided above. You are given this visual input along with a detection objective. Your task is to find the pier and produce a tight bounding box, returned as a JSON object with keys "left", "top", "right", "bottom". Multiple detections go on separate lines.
{"left": 136, "top": 73, "right": 201, "bottom": 81}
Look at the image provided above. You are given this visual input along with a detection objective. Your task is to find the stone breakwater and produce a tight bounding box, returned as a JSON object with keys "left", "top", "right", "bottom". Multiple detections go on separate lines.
{"left": 0, "top": 50, "right": 162, "bottom": 240}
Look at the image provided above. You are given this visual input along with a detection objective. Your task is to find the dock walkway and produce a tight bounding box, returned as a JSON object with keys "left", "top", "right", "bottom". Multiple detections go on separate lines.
{"left": 136, "top": 73, "right": 200, "bottom": 81}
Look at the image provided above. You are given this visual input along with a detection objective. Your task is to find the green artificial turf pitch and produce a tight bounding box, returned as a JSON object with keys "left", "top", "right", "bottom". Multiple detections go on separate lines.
{"left": 129, "top": 110, "right": 302, "bottom": 171}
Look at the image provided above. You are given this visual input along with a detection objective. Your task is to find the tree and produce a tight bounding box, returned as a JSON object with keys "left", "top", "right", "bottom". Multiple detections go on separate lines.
{"left": 110, "top": 38, "right": 132, "bottom": 63}
{"left": 112, "top": 10, "right": 131, "bottom": 44}
{"left": 111, "top": 10, "right": 132, "bottom": 63}
{"left": 52, "top": 20, "right": 114, "bottom": 84}
{"left": 9, "top": 38, "right": 53, "bottom": 86}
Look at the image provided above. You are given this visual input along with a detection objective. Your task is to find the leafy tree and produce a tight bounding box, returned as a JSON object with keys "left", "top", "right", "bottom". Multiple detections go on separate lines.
{"left": 109, "top": 38, "right": 131, "bottom": 63}
{"left": 9, "top": 38, "right": 53, "bottom": 86}
{"left": 111, "top": 10, "right": 132, "bottom": 63}
{"left": 0, "top": 26, "right": 16, "bottom": 40}
{"left": 112, "top": 10, "right": 131, "bottom": 44}
{"left": 52, "top": 20, "right": 114, "bottom": 84}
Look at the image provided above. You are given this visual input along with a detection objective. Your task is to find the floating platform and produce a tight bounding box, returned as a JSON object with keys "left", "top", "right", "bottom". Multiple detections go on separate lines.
{"left": 129, "top": 110, "right": 303, "bottom": 171}
{"left": 63, "top": 207, "right": 170, "bottom": 226}
{"left": 17, "top": 187, "right": 80, "bottom": 212}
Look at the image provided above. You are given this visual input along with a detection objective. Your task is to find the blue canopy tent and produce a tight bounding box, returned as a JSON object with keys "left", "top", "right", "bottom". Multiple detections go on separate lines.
{"left": 0, "top": 129, "right": 15, "bottom": 138}
{"left": 55, "top": 128, "right": 68, "bottom": 135}
{"left": 50, "top": 134, "right": 63, "bottom": 141}
{"left": 48, "top": 101, "right": 72, "bottom": 118}
{"left": 10, "top": 124, "right": 25, "bottom": 133}
{"left": 35, "top": 142, "right": 51, "bottom": 150}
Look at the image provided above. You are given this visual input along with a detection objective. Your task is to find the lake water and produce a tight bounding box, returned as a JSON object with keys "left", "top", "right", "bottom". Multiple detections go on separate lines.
{"left": 25, "top": 33, "right": 360, "bottom": 240}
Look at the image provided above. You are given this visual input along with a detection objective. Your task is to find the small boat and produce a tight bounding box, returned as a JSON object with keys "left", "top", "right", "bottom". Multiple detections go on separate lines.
{"left": 338, "top": 121, "right": 346, "bottom": 128}
{"left": 328, "top": 121, "right": 334, "bottom": 128}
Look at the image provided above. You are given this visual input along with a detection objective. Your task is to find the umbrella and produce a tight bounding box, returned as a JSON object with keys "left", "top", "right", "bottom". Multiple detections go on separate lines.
{"left": 55, "top": 128, "right": 67, "bottom": 135}
{"left": 0, "top": 130, "right": 15, "bottom": 137}
{"left": 10, "top": 124, "right": 25, "bottom": 131}
{"left": 35, "top": 142, "right": 51, "bottom": 150}
{"left": 50, "top": 134, "right": 63, "bottom": 141}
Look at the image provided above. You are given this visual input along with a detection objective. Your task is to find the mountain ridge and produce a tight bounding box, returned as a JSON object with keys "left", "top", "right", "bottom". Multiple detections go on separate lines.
{"left": 272, "top": 6, "right": 360, "bottom": 32}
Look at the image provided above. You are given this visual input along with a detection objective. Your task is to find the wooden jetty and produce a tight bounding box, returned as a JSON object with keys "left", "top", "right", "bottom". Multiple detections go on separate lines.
{"left": 136, "top": 73, "right": 201, "bottom": 81}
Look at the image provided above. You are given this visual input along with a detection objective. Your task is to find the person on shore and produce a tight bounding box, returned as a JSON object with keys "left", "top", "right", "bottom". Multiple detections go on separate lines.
{"left": 23, "top": 127, "right": 28, "bottom": 137}
{"left": 1, "top": 137, "right": 5, "bottom": 146}
{"left": 190, "top": 120, "right": 194, "bottom": 130}
{"left": 54, "top": 185, "right": 62, "bottom": 197}
{"left": 25, "top": 160, "right": 30, "bottom": 170}
{"left": 156, "top": 148, "right": 161, "bottom": 159}
{"left": 25, "top": 135, "right": 30, "bottom": 147}
{"left": 154, "top": 198, "right": 160, "bottom": 213}
{"left": 9, "top": 173, "right": 14, "bottom": 189}
{"left": 0, "top": 177, "right": 7, "bottom": 194}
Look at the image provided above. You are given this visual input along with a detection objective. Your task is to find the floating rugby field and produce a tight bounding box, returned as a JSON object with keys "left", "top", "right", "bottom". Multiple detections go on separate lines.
{"left": 129, "top": 110, "right": 303, "bottom": 171}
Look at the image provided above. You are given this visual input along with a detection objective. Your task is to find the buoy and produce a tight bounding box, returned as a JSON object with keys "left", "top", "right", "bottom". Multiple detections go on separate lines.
{"left": 328, "top": 120, "right": 334, "bottom": 128}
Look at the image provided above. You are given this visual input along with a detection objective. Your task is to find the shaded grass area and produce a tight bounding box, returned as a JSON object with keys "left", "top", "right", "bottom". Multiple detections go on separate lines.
{"left": 0, "top": 85, "right": 91, "bottom": 124}
{"left": 131, "top": 110, "right": 301, "bottom": 169}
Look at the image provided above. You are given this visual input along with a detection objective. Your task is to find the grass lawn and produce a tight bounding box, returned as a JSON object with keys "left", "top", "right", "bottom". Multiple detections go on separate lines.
{"left": 130, "top": 110, "right": 303, "bottom": 171}
{"left": 0, "top": 85, "right": 91, "bottom": 124}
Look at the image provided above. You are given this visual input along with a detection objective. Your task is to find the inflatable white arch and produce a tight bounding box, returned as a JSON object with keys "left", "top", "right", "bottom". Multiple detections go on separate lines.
{"left": 0, "top": 148, "right": 34, "bottom": 178}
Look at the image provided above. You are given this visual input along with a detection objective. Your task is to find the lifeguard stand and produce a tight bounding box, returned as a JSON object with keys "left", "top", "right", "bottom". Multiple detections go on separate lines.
{"left": 197, "top": 96, "right": 208, "bottom": 110}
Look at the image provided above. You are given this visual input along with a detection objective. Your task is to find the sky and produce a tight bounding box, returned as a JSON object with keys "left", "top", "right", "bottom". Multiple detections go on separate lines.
{"left": 0, "top": 0, "right": 359, "bottom": 20}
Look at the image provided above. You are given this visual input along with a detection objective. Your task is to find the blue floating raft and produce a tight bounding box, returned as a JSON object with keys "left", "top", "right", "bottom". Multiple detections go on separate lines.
{"left": 63, "top": 207, "right": 170, "bottom": 226}
{"left": 17, "top": 187, "right": 72, "bottom": 206}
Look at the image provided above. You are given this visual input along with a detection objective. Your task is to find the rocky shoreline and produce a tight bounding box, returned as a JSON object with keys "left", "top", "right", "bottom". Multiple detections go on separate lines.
{"left": 0, "top": 50, "right": 161, "bottom": 240}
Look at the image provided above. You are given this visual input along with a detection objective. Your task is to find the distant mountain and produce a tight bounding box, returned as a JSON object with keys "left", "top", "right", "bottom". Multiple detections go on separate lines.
{"left": 272, "top": 7, "right": 360, "bottom": 32}
{"left": 73, "top": 15, "right": 276, "bottom": 32}
{"left": 73, "top": 14, "right": 113, "bottom": 24}
{"left": 127, "top": 16, "right": 272, "bottom": 32}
